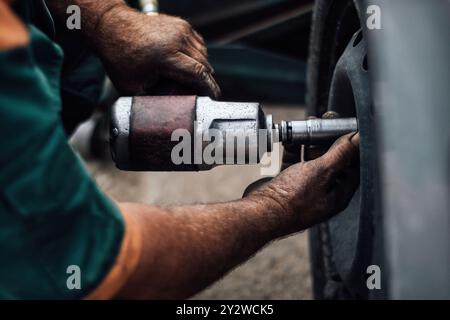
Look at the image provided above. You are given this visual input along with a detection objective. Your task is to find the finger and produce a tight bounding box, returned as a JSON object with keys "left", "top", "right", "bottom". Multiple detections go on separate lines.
{"left": 165, "top": 53, "right": 221, "bottom": 98}
{"left": 192, "top": 29, "right": 206, "bottom": 46}
{"left": 321, "top": 132, "right": 360, "bottom": 172}
{"left": 186, "top": 34, "right": 208, "bottom": 57}
{"left": 324, "top": 137, "right": 360, "bottom": 213}
{"left": 183, "top": 30, "right": 213, "bottom": 73}
{"left": 182, "top": 42, "right": 214, "bottom": 73}
{"left": 328, "top": 131, "right": 360, "bottom": 154}
{"left": 178, "top": 18, "right": 207, "bottom": 53}
{"left": 322, "top": 110, "right": 340, "bottom": 119}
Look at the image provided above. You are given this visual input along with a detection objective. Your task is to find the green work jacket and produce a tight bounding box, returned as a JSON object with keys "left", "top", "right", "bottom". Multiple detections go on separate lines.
{"left": 0, "top": 1, "right": 124, "bottom": 299}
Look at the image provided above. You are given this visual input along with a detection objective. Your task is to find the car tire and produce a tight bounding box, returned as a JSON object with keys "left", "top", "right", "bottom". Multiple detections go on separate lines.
{"left": 306, "top": 0, "right": 386, "bottom": 300}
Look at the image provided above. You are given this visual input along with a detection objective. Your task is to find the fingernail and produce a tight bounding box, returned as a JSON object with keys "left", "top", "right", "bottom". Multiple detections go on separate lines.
{"left": 350, "top": 132, "right": 360, "bottom": 146}
{"left": 322, "top": 111, "right": 340, "bottom": 119}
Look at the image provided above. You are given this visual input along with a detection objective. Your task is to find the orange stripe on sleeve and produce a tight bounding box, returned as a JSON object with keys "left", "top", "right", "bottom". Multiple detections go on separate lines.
{"left": 0, "top": 0, "right": 29, "bottom": 50}
{"left": 85, "top": 209, "right": 143, "bottom": 300}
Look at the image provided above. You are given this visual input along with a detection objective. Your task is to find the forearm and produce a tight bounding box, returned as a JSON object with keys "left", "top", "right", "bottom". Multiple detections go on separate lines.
{"left": 116, "top": 197, "right": 290, "bottom": 299}
{"left": 93, "top": 133, "right": 358, "bottom": 299}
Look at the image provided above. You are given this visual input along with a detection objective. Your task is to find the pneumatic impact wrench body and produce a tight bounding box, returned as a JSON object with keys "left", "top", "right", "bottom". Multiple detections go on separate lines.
{"left": 110, "top": 96, "right": 357, "bottom": 171}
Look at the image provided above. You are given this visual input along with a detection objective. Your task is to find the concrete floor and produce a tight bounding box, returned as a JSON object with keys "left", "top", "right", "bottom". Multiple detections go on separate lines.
{"left": 86, "top": 105, "right": 312, "bottom": 300}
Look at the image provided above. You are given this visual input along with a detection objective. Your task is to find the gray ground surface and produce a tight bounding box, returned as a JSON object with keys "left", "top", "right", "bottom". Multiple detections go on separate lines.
{"left": 86, "top": 105, "right": 312, "bottom": 300}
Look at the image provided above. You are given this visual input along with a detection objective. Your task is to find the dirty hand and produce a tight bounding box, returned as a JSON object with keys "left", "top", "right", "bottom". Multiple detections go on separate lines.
{"left": 95, "top": 7, "right": 220, "bottom": 97}
{"left": 248, "top": 132, "right": 360, "bottom": 234}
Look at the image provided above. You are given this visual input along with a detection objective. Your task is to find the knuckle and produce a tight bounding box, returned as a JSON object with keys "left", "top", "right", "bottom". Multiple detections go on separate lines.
{"left": 333, "top": 146, "right": 348, "bottom": 162}
{"left": 195, "top": 32, "right": 206, "bottom": 43}
{"left": 179, "top": 19, "right": 192, "bottom": 31}
{"left": 197, "top": 42, "right": 207, "bottom": 52}
{"left": 194, "top": 63, "right": 207, "bottom": 77}
{"left": 174, "top": 21, "right": 191, "bottom": 36}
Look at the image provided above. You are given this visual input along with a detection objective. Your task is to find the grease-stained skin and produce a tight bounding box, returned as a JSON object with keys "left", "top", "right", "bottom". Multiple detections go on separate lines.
{"left": 47, "top": 0, "right": 221, "bottom": 97}
{"left": 117, "top": 133, "right": 360, "bottom": 299}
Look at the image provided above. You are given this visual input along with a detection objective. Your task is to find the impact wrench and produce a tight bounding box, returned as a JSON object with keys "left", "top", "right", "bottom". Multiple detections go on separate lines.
{"left": 110, "top": 96, "right": 357, "bottom": 171}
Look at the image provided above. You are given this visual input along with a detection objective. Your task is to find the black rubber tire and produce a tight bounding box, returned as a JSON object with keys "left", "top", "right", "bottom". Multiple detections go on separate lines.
{"left": 308, "top": 0, "right": 450, "bottom": 299}
{"left": 306, "top": 0, "right": 365, "bottom": 300}
{"left": 306, "top": 0, "right": 361, "bottom": 117}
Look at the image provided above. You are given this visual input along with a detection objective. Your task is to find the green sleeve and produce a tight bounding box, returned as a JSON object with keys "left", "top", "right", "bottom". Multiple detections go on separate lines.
{"left": 0, "top": 26, "right": 125, "bottom": 299}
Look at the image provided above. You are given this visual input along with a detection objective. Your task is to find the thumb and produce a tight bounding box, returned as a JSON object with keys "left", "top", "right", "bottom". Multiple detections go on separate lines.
{"left": 321, "top": 132, "right": 360, "bottom": 213}
{"left": 165, "top": 53, "right": 221, "bottom": 99}
{"left": 322, "top": 132, "right": 360, "bottom": 171}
